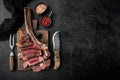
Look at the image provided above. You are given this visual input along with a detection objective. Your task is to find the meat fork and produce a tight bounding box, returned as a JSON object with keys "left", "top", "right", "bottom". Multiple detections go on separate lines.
{"left": 9, "top": 34, "right": 15, "bottom": 71}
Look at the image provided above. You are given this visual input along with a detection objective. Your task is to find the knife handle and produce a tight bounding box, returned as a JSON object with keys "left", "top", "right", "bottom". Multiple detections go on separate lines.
{"left": 53, "top": 50, "right": 60, "bottom": 70}
{"left": 9, "top": 52, "right": 14, "bottom": 71}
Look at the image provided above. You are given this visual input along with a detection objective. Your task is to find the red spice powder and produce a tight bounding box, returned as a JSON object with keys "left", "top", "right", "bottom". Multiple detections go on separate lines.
{"left": 41, "top": 16, "right": 51, "bottom": 27}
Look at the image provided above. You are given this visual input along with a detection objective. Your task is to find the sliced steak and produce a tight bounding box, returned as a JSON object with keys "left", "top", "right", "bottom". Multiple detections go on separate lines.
{"left": 23, "top": 57, "right": 39, "bottom": 68}
{"left": 21, "top": 49, "right": 40, "bottom": 55}
{"left": 32, "top": 65, "right": 42, "bottom": 72}
{"left": 22, "top": 52, "right": 40, "bottom": 61}
{"left": 23, "top": 57, "right": 44, "bottom": 68}
{"left": 31, "top": 59, "right": 50, "bottom": 72}
{"left": 43, "top": 59, "right": 50, "bottom": 67}
{"left": 20, "top": 45, "right": 41, "bottom": 51}
{"left": 39, "top": 59, "right": 50, "bottom": 70}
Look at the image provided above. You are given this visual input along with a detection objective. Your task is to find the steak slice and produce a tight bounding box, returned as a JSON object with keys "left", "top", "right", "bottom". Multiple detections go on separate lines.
{"left": 22, "top": 52, "right": 41, "bottom": 61}
{"left": 23, "top": 57, "right": 44, "bottom": 68}
{"left": 21, "top": 49, "right": 40, "bottom": 55}
{"left": 23, "top": 57, "right": 39, "bottom": 68}
{"left": 31, "top": 59, "right": 50, "bottom": 72}
{"left": 43, "top": 59, "right": 50, "bottom": 68}
{"left": 20, "top": 45, "right": 41, "bottom": 51}
{"left": 32, "top": 65, "right": 42, "bottom": 72}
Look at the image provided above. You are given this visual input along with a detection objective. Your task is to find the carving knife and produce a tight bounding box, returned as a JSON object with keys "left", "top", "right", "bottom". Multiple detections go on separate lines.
{"left": 52, "top": 31, "right": 60, "bottom": 70}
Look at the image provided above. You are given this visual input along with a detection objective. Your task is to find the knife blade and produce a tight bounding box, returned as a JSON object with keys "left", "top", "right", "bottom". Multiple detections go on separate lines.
{"left": 52, "top": 31, "right": 60, "bottom": 70}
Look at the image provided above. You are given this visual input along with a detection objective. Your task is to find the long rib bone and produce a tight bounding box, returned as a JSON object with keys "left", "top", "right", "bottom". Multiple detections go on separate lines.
{"left": 24, "top": 7, "right": 48, "bottom": 49}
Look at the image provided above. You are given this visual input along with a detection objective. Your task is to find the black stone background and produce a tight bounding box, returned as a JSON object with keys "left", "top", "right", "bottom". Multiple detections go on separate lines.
{"left": 0, "top": 0, "right": 120, "bottom": 80}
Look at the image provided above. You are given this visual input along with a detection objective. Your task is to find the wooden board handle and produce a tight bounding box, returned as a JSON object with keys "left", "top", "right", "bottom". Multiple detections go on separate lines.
{"left": 9, "top": 52, "right": 14, "bottom": 71}
{"left": 53, "top": 50, "right": 60, "bottom": 70}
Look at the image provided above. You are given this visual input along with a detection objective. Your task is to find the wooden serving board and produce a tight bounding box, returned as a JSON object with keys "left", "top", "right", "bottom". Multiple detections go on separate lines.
{"left": 17, "top": 20, "right": 49, "bottom": 70}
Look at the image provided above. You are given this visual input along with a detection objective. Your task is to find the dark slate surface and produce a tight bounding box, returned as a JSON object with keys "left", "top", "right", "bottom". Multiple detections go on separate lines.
{"left": 0, "top": 0, "right": 120, "bottom": 80}
{"left": 0, "top": 0, "right": 11, "bottom": 24}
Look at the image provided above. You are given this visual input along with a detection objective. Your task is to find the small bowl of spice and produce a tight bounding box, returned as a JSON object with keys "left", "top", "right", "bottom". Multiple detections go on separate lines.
{"left": 34, "top": 2, "right": 47, "bottom": 15}
{"left": 40, "top": 11, "right": 52, "bottom": 28}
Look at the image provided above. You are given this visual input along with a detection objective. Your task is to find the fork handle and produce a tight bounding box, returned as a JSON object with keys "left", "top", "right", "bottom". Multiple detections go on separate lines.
{"left": 9, "top": 52, "right": 14, "bottom": 71}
